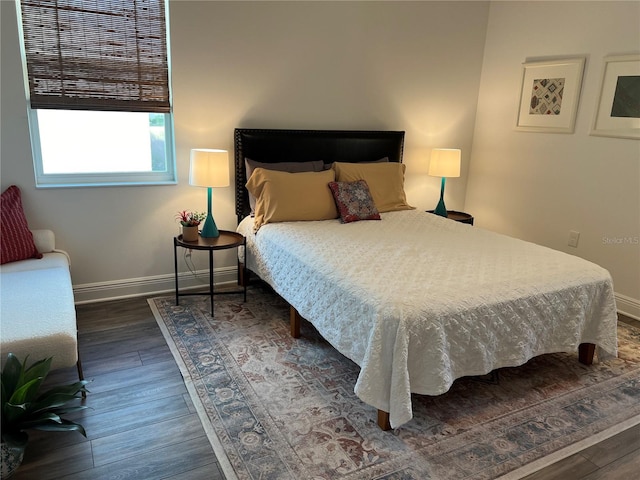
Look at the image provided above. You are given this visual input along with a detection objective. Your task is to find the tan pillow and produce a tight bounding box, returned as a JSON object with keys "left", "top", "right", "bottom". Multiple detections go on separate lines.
{"left": 246, "top": 168, "right": 338, "bottom": 231}
{"left": 245, "top": 158, "right": 325, "bottom": 212}
{"left": 332, "top": 162, "right": 414, "bottom": 212}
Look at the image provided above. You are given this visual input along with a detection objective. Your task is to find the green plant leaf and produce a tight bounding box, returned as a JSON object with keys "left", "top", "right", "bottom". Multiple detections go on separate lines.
{"left": 19, "top": 412, "right": 62, "bottom": 427}
{"left": 2, "top": 354, "right": 88, "bottom": 444}
{"left": 22, "top": 358, "right": 52, "bottom": 386}
{"left": 49, "top": 405, "right": 89, "bottom": 415}
{"left": 8, "top": 377, "right": 44, "bottom": 405}
{"left": 32, "top": 393, "right": 79, "bottom": 409}
{"left": 1, "top": 353, "right": 24, "bottom": 399}
{"left": 35, "top": 380, "right": 89, "bottom": 401}
{"left": 32, "top": 383, "right": 89, "bottom": 413}
{"left": 30, "top": 419, "right": 87, "bottom": 437}
{"left": 2, "top": 402, "right": 27, "bottom": 425}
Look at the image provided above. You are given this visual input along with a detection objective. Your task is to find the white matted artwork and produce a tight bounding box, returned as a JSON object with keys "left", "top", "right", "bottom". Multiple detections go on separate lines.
{"left": 516, "top": 58, "right": 585, "bottom": 133}
{"left": 591, "top": 54, "right": 640, "bottom": 140}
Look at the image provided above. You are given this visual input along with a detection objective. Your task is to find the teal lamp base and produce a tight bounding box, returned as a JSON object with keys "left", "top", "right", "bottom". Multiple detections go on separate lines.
{"left": 433, "top": 199, "right": 448, "bottom": 217}
{"left": 200, "top": 215, "right": 219, "bottom": 238}
{"left": 433, "top": 177, "right": 448, "bottom": 217}
{"left": 200, "top": 187, "right": 220, "bottom": 238}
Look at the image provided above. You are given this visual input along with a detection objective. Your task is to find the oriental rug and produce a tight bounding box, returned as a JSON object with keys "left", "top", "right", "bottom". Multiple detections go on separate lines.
{"left": 149, "top": 285, "right": 640, "bottom": 480}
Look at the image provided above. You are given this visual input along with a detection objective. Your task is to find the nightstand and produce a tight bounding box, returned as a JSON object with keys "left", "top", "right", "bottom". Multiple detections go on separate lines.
{"left": 173, "top": 230, "right": 246, "bottom": 316}
{"left": 427, "top": 210, "right": 474, "bottom": 225}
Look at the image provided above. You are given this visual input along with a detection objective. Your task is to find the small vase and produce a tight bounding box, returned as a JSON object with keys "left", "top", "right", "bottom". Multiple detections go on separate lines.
{"left": 1, "top": 442, "right": 25, "bottom": 478}
{"left": 182, "top": 225, "right": 199, "bottom": 242}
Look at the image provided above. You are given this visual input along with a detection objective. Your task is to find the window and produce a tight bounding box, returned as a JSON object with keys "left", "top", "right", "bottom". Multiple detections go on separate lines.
{"left": 29, "top": 109, "right": 175, "bottom": 187}
{"left": 17, "top": 0, "right": 176, "bottom": 187}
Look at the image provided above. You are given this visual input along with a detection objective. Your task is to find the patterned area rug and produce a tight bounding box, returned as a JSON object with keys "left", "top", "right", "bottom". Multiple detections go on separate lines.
{"left": 149, "top": 285, "right": 640, "bottom": 480}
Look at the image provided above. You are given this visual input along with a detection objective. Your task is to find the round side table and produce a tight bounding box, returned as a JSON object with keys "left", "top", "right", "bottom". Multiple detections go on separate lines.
{"left": 173, "top": 230, "right": 246, "bottom": 316}
{"left": 426, "top": 210, "right": 474, "bottom": 225}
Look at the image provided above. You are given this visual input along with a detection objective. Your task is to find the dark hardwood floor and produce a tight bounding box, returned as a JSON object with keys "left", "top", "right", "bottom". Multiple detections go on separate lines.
{"left": 13, "top": 296, "right": 224, "bottom": 480}
{"left": 11, "top": 297, "right": 640, "bottom": 479}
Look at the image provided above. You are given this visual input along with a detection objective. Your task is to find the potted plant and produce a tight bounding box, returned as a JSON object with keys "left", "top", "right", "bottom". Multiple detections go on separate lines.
{"left": 176, "top": 210, "right": 206, "bottom": 242}
{"left": 1, "top": 354, "right": 89, "bottom": 478}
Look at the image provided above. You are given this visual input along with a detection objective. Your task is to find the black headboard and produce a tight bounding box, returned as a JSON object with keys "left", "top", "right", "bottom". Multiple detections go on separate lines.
{"left": 234, "top": 128, "right": 405, "bottom": 221}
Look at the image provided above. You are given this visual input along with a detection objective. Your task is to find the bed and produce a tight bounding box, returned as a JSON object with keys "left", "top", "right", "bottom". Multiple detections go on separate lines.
{"left": 234, "top": 128, "right": 619, "bottom": 429}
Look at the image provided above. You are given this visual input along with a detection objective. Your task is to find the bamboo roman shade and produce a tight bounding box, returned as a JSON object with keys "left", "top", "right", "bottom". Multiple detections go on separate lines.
{"left": 19, "top": 0, "right": 170, "bottom": 113}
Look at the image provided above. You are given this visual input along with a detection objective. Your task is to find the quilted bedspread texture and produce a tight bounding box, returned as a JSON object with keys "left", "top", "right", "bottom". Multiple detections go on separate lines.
{"left": 238, "top": 210, "right": 618, "bottom": 428}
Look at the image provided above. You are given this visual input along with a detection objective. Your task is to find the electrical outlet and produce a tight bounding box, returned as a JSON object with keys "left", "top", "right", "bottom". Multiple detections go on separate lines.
{"left": 568, "top": 230, "right": 580, "bottom": 248}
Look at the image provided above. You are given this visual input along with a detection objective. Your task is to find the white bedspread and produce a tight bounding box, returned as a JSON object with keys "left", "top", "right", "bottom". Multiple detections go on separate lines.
{"left": 237, "top": 210, "right": 618, "bottom": 428}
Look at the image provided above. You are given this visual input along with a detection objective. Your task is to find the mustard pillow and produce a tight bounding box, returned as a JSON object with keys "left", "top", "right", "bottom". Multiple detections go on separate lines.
{"left": 332, "top": 162, "right": 414, "bottom": 212}
{"left": 246, "top": 168, "right": 338, "bottom": 231}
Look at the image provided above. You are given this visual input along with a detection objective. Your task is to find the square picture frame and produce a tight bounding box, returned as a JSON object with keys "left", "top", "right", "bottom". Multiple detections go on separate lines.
{"left": 516, "top": 57, "right": 585, "bottom": 133}
{"left": 591, "top": 54, "right": 640, "bottom": 140}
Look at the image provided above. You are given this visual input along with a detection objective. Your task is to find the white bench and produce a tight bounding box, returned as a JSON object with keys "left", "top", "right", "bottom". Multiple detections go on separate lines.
{"left": 0, "top": 230, "right": 83, "bottom": 378}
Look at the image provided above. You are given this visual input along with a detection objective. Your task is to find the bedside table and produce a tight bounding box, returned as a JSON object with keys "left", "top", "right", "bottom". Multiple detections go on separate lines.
{"left": 173, "top": 230, "right": 246, "bottom": 316}
{"left": 427, "top": 210, "right": 474, "bottom": 225}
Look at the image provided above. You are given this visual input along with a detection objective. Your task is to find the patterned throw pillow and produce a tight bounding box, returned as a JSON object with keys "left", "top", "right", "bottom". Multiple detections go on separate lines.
{"left": 1, "top": 185, "right": 42, "bottom": 264}
{"left": 328, "top": 180, "right": 381, "bottom": 223}
{"left": 332, "top": 162, "right": 414, "bottom": 213}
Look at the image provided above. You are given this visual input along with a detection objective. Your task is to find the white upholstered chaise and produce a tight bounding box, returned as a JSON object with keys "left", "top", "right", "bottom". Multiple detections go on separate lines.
{"left": 0, "top": 229, "right": 83, "bottom": 378}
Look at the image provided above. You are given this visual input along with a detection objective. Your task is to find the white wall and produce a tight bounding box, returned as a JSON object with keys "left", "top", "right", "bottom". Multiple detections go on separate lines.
{"left": 1, "top": 1, "right": 489, "bottom": 302}
{"left": 466, "top": 1, "right": 640, "bottom": 317}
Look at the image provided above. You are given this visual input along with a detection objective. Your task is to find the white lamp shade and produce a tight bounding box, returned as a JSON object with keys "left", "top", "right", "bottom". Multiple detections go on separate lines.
{"left": 428, "top": 148, "right": 461, "bottom": 178}
{"left": 189, "top": 149, "right": 230, "bottom": 187}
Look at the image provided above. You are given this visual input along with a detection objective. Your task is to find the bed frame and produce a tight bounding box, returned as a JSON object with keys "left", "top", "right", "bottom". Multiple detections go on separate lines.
{"left": 233, "top": 127, "right": 596, "bottom": 430}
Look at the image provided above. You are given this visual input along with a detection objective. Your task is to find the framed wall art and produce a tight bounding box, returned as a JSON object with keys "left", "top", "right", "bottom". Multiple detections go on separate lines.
{"left": 516, "top": 57, "right": 585, "bottom": 133}
{"left": 591, "top": 54, "right": 640, "bottom": 140}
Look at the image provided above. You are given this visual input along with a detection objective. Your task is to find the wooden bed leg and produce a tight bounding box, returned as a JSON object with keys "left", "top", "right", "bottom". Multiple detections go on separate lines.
{"left": 377, "top": 410, "right": 391, "bottom": 431}
{"left": 290, "top": 306, "right": 301, "bottom": 338}
{"left": 579, "top": 343, "right": 596, "bottom": 365}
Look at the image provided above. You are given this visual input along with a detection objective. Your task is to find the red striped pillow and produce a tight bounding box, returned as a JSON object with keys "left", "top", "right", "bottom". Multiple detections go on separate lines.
{"left": 1, "top": 185, "right": 43, "bottom": 264}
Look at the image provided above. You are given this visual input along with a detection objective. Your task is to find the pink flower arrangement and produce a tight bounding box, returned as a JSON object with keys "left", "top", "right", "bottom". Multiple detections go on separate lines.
{"left": 176, "top": 210, "right": 206, "bottom": 227}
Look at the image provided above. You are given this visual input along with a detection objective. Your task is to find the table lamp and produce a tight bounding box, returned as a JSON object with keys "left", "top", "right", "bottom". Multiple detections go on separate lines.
{"left": 428, "top": 148, "right": 461, "bottom": 218}
{"left": 189, "top": 149, "right": 230, "bottom": 238}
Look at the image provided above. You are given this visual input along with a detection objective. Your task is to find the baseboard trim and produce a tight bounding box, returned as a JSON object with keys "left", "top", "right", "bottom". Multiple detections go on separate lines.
{"left": 615, "top": 293, "right": 640, "bottom": 321}
{"left": 73, "top": 267, "right": 238, "bottom": 304}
